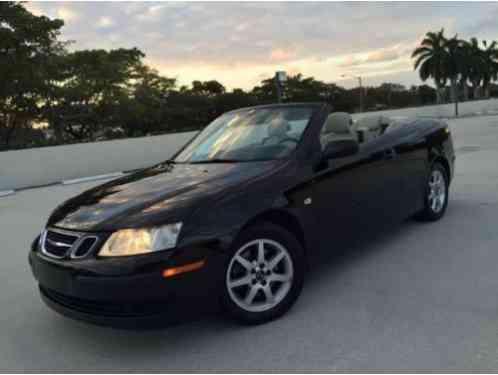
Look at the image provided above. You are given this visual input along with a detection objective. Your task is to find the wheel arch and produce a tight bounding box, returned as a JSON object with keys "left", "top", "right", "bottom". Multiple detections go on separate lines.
{"left": 239, "top": 209, "right": 307, "bottom": 255}
{"left": 430, "top": 154, "right": 451, "bottom": 183}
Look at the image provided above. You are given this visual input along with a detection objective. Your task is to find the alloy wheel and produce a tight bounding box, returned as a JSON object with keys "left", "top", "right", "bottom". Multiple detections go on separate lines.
{"left": 226, "top": 239, "right": 294, "bottom": 313}
{"left": 428, "top": 169, "right": 446, "bottom": 213}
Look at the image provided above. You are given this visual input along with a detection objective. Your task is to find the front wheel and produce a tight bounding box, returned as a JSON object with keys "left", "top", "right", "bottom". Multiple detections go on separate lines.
{"left": 414, "top": 162, "right": 449, "bottom": 221}
{"left": 222, "top": 222, "right": 305, "bottom": 325}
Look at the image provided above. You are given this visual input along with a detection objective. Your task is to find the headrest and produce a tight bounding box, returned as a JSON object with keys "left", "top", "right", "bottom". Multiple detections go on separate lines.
{"left": 355, "top": 115, "right": 391, "bottom": 131}
{"left": 323, "top": 112, "right": 353, "bottom": 134}
{"left": 268, "top": 117, "right": 290, "bottom": 137}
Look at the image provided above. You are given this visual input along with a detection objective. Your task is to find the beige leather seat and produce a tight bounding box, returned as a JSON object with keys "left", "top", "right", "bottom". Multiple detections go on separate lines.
{"left": 320, "top": 112, "right": 356, "bottom": 149}
{"left": 352, "top": 115, "right": 391, "bottom": 143}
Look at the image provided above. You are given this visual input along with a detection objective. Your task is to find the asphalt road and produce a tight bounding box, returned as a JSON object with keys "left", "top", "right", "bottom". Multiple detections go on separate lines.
{"left": 2, "top": 115, "right": 498, "bottom": 371}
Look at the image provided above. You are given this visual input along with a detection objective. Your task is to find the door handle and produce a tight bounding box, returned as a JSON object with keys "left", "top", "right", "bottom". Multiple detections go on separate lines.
{"left": 383, "top": 148, "right": 397, "bottom": 160}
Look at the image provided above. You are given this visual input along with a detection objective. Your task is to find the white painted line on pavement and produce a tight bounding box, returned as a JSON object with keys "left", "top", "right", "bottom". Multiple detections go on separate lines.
{"left": 0, "top": 190, "right": 15, "bottom": 198}
{"left": 62, "top": 172, "right": 125, "bottom": 185}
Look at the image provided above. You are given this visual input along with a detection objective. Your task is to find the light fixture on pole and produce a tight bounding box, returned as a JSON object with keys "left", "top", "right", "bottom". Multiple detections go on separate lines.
{"left": 274, "top": 71, "right": 287, "bottom": 103}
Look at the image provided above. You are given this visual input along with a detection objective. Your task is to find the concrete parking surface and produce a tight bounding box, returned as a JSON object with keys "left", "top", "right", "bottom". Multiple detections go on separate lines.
{"left": 1, "top": 115, "right": 498, "bottom": 371}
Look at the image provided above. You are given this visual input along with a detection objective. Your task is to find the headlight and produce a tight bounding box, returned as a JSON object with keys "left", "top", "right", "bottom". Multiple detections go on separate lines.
{"left": 99, "top": 222, "right": 183, "bottom": 257}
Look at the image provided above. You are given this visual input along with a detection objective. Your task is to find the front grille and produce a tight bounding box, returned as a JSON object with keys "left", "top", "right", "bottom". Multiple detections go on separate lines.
{"left": 41, "top": 287, "right": 169, "bottom": 317}
{"left": 46, "top": 230, "right": 79, "bottom": 246}
{"left": 40, "top": 228, "right": 99, "bottom": 259}
{"left": 42, "top": 229, "right": 78, "bottom": 258}
{"left": 73, "top": 237, "right": 98, "bottom": 258}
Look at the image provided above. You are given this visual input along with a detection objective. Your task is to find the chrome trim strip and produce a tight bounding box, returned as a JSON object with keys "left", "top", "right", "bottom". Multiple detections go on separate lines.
{"left": 70, "top": 235, "right": 99, "bottom": 259}
{"left": 45, "top": 239, "right": 72, "bottom": 248}
{"left": 41, "top": 227, "right": 81, "bottom": 259}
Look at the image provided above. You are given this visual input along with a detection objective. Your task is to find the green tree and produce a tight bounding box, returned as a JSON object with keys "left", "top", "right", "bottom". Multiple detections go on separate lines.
{"left": 191, "top": 80, "right": 226, "bottom": 96}
{"left": 252, "top": 74, "right": 342, "bottom": 105}
{"left": 119, "top": 66, "right": 177, "bottom": 137}
{"left": 47, "top": 48, "right": 145, "bottom": 140}
{"left": 0, "top": 1, "right": 64, "bottom": 148}
{"left": 212, "top": 89, "right": 258, "bottom": 116}
{"left": 417, "top": 84, "right": 437, "bottom": 105}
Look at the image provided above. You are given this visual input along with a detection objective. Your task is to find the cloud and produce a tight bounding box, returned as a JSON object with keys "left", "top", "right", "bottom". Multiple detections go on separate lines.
{"left": 56, "top": 6, "right": 78, "bottom": 23}
{"left": 337, "top": 55, "right": 364, "bottom": 68}
{"left": 234, "top": 22, "right": 250, "bottom": 32}
{"left": 135, "top": 4, "right": 182, "bottom": 22}
{"left": 269, "top": 48, "right": 297, "bottom": 62}
{"left": 24, "top": 2, "right": 44, "bottom": 16}
{"left": 96, "top": 16, "right": 115, "bottom": 29}
{"left": 337, "top": 41, "right": 418, "bottom": 69}
{"left": 365, "top": 49, "right": 400, "bottom": 64}
{"left": 23, "top": 2, "right": 498, "bottom": 89}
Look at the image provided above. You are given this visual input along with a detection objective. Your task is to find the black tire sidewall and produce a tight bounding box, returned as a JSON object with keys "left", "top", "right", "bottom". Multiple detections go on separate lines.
{"left": 221, "top": 222, "right": 305, "bottom": 325}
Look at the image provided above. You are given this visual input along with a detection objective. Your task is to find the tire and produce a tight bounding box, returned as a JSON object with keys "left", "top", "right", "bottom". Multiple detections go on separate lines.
{"left": 414, "top": 162, "right": 449, "bottom": 222}
{"left": 221, "top": 222, "right": 305, "bottom": 325}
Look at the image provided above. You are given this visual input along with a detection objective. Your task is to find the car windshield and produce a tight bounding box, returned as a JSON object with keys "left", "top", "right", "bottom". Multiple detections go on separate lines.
{"left": 174, "top": 106, "right": 316, "bottom": 163}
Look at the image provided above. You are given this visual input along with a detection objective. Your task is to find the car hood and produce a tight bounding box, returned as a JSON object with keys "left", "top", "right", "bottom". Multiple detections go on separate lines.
{"left": 48, "top": 161, "right": 280, "bottom": 232}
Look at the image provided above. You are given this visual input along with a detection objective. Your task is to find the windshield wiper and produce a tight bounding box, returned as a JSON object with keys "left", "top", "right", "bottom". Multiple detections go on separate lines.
{"left": 189, "top": 158, "right": 241, "bottom": 164}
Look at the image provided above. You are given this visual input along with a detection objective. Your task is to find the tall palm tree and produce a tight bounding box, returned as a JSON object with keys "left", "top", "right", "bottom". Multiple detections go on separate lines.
{"left": 412, "top": 29, "right": 448, "bottom": 104}
{"left": 464, "top": 38, "right": 484, "bottom": 100}
{"left": 444, "top": 35, "right": 464, "bottom": 104}
{"left": 481, "top": 40, "right": 498, "bottom": 98}
{"left": 458, "top": 40, "right": 473, "bottom": 101}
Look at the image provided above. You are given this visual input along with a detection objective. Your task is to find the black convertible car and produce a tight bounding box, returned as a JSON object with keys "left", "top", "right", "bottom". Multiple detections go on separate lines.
{"left": 29, "top": 103, "right": 455, "bottom": 326}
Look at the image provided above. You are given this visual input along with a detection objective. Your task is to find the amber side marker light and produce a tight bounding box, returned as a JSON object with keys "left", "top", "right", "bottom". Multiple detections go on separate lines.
{"left": 162, "top": 260, "right": 206, "bottom": 278}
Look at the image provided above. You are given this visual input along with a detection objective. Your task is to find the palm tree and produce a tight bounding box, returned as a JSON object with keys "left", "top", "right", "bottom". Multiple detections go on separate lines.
{"left": 481, "top": 40, "right": 498, "bottom": 98}
{"left": 412, "top": 29, "right": 448, "bottom": 104}
{"left": 464, "top": 38, "right": 484, "bottom": 99}
{"left": 443, "top": 35, "right": 464, "bottom": 104}
{"left": 458, "top": 40, "right": 473, "bottom": 101}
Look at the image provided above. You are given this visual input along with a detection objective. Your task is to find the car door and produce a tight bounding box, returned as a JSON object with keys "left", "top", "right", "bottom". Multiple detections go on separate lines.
{"left": 358, "top": 130, "right": 410, "bottom": 222}
{"left": 309, "top": 117, "right": 403, "bottom": 249}
{"left": 389, "top": 120, "right": 429, "bottom": 216}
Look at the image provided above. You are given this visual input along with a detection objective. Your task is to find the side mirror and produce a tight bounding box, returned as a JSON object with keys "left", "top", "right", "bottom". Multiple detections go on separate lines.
{"left": 323, "top": 139, "right": 359, "bottom": 159}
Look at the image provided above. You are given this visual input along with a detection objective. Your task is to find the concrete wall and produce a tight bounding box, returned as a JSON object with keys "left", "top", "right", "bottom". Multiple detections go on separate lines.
{"left": 2, "top": 98, "right": 498, "bottom": 192}
{"left": 0, "top": 131, "right": 197, "bottom": 191}
{"left": 353, "top": 98, "right": 498, "bottom": 121}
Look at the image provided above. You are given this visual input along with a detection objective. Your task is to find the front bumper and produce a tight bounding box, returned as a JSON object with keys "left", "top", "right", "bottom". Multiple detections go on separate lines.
{"left": 29, "top": 242, "right": 227, "bottom": 327}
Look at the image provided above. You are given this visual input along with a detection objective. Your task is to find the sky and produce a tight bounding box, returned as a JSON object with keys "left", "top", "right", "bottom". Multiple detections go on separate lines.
{"left": 25, "top": 1, "right": 498, "bottom": 90}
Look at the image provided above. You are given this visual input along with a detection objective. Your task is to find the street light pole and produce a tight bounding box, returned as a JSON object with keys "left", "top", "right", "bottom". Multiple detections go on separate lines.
{"left": 342, "top": 74, "right": 364, "bottom": 113}
{"left": 357, "top": 76, "right": 363, "bottom": 113}
{"left": 274, "top": 71, "right": 287, "bottom": 103}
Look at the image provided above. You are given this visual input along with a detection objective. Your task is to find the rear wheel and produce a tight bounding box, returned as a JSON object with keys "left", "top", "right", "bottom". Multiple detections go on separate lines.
{"left": 415, "top": 162, "right": 449, "bottom": 221}
{"left": 222, "top": 222, "right": 305, "bottom": 325}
